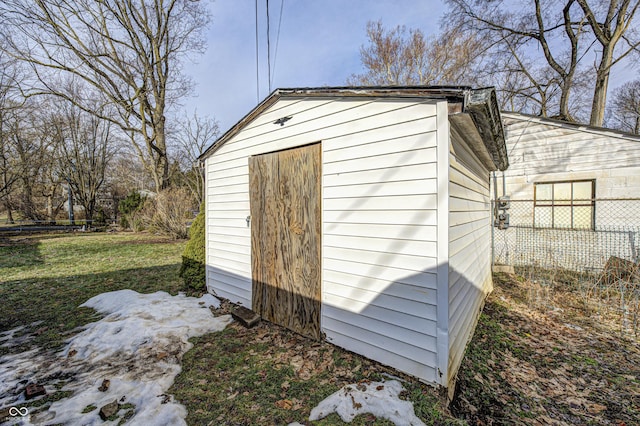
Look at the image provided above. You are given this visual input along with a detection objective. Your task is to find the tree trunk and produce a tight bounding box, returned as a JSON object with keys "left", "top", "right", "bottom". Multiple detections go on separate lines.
{"left": 590, "top": 48, "right": 613, "bottom": 127}
{"left": 4, "top": 199, "right": 13, "bottom": 224}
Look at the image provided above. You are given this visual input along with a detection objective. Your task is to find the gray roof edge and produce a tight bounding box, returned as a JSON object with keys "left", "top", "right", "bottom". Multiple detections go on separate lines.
{"left": 465, "top": 88, "right": 509, "bottom": 171}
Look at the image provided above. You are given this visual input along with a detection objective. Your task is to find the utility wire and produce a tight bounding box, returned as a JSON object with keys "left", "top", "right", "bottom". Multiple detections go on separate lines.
{"left": 266, "top": 0, "right": 271, "bottom": 93}
{"left": 271, "top": 0, "right": 285, "bottom": 90}
{"left": 255, "top": 0, "right": 260, "bottom": 102}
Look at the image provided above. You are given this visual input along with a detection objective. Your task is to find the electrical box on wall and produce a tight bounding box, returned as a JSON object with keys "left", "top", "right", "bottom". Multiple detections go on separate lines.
{"left": 494, "top": 196, "right": 510, "bottom": 229}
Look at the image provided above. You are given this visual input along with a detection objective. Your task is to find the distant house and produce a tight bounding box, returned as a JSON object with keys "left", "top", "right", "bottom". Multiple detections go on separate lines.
{"left": 493, "top": 112, "right": 640, "bottom": 269}
{"left": 498, "top": 112, "right": 640, "bottom": 228}
{"left": 200, "top": 86, "right": 508, "bottom": 390}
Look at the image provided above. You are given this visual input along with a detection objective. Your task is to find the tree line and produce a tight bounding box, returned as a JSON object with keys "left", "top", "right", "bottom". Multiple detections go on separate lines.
{"left": 1, "top": 0, "right": 639, "bottom": 228}
{"left": 0, "top": 0, "right": 218, "bottom": 227}
{"left": 350, "top": 0, "right": 640, "bottom": 131}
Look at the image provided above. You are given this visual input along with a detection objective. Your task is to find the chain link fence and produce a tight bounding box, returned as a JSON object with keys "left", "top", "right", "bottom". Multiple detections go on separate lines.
{"left": 493, "top": 199, "right": 640, "bottom": 270}
{"left": 492, "top": 198, "right": 640, "bottom": 339}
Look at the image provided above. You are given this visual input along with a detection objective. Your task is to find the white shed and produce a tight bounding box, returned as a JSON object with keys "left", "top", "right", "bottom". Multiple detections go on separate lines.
{"left": 200, "top": 87, "right": 508, "bottom": 389}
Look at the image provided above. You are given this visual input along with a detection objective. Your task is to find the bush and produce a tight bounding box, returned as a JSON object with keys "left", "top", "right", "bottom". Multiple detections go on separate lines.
{"left": 139, "top": 187, "right": 195, "bottom": 239}
{"left": 179, "top": 202, "right": 206, "bottom": 290}
{"left": 118, "top": 191, "right": 145, "bottom": 229}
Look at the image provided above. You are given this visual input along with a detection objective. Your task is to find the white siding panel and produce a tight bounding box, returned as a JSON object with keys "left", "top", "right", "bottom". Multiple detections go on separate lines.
{"left": 324, "top": 209, "right": 436, "bottom": 225}
{"left": 324, "top": 234, "right": 437, "bottom": 256}
{"left": 325, "top": 246, "right": 437, "bottom": 272}
{"left": 326, "top": 329, "right": 438, "bottom": 383}
{"left": 208, "top": 183, "right": 247, "bottom": 195}
{"left": 324, "top": 282, "right": 436, "bottom": 322}
{"left": 207, "top": 226, "right": 250, "bottom": 237}
{"left": 209, "top": 200, "right": 251, "bottom": 211}
{"left": 324, "top": 147, "right": 437, "bottom": 174}
{"left": 323, "top": 258, "right": 438, "bottom": 289}
{"left": 208, "top": 193, "right": 248, "bottom": 203}
{"left": 323, "top": 315, "right": 438, "bottom": 367}
{"left": 213, "top": 100, "right": 436, "bottom": 164}
{"left": 503, "top": 114, "right": 640, "bottom": 177}
{"left": 324, "top": 179, "right": 438, "bottom": 199}
{"left": 324, "top": 223, "right": 437, "bottom": 241}
{"left": 324, "top": 121, "right": 437, "bottom": 155}
{"left": 323, "top": 194, "right": 437, "bottom": 211}
{"left": 324, "top": 164, "right": 438, "bottom": 187}
{"left": 323, "top": 270, "right": 437, "bottom": 304}
{"left": 447, "top": 133, "right": 493, "bottom": 386}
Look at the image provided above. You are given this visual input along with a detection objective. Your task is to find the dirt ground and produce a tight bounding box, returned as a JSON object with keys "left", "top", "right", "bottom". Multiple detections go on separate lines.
{"left": 452, "top": 273, "right": 640, "bottom": 425}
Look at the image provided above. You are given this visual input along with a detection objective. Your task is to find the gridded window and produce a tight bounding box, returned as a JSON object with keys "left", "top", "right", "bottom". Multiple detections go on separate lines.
{"left": 534, "top": 180, "right": 595, "bottom": 229}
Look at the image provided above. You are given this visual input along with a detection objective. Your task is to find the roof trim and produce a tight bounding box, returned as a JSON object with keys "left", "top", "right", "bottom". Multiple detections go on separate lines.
{"left": 200, "top": 86, "right": 508, "bottom": 171}
{"left": 502, "top": 111, "right": 640, "bottom": 142}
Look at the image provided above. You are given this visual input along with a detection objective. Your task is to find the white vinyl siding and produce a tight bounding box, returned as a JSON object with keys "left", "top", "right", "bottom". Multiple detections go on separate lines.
{"left": 321, "top": 100, "right": 441, "bottom": 383}
{"left": 205, "top": 96, "right": 444, "bottom": 383}
{"left": 447, "top": 133, "right": 493, "bottom": 384}
{"left": 499, "top": 113, "right": 640, "bottom": 228}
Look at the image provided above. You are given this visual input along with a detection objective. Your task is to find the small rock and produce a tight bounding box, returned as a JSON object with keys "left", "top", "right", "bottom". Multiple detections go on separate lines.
{"left": 25, "top": 383, "right": 46, "bottom": 399}
{"left": 230, "top": 305, "right": 260, "bottom": 328}
{"left": 99, "top": 400, "right": 119, "bottom": 421}
{"left": 98, "top": 379, "right": 110, "bottom": 392}
{"left": 67, "top": 349, "right": 78, "bottom": 358}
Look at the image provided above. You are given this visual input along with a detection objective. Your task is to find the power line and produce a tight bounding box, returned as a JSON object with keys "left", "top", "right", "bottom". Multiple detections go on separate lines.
{"left": 266, "top": 0, "right": 271, "bottom": 93}
{"left": 255, "top": 0, "right": 260, "bottom": 103}
{"left": 271, "top": 0, "right": 285, "bottom": 90}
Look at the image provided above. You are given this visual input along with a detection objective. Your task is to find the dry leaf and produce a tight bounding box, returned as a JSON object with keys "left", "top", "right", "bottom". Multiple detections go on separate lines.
{"left": 275, "top": 399, "right": 293, "bottom": 410}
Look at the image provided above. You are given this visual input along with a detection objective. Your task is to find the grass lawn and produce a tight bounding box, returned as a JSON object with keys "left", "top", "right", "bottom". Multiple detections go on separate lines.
{"left": 4, "top": 231, "right": 637, "bottom": 425}
{"left": 0, "top": 232, "right": 187, "bottom": 356}
{"left": 0, "top": 231, "right": 458, "bottom": 425}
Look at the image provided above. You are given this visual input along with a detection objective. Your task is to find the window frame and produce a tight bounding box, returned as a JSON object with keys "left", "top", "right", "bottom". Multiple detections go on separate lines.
{"left": 533, "top": 179, "right": 596, "bottom": 229}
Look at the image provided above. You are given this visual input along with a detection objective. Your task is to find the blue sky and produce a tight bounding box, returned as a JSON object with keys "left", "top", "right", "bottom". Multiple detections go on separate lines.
{"left": 184, "top": 0, "right": 447, "bottom": 132}
{"left": 183, "top": 0, "right": 638, "bottom": 133}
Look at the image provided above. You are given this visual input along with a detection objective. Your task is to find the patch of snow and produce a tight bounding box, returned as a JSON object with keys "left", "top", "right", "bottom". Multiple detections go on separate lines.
{"left": 0, "top": 290, "right": 232, "bottom": 425}
{"left": 309, "top": 380, "right": 426, "bottom": 426}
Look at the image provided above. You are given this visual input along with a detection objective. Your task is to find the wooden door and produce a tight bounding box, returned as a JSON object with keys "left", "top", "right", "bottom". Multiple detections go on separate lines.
{"left": 249, "top": 143, "right": 321, "bottom": 339}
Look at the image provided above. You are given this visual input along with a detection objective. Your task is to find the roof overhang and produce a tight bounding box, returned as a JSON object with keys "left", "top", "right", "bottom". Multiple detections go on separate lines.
{"left": 200, "top": 86, "right": 508, "bottom": 171}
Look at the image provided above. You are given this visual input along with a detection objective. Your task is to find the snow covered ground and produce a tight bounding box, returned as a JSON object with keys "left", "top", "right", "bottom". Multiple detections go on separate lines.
{"left": 0, "top": 290, "right": 426, "bottom": 425}
{"left": 308, "top": 380, "right": 426, "bottom": 426}
{"left": 0, "top": 290, "right": 232, "bottom": 425}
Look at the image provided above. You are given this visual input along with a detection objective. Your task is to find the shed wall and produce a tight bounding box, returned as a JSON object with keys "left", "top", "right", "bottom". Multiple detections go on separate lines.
{"left": 205, "top": 97, "right": 445, "bottom": 383}
{"left": 447, "top": 128, "right": 493, "bottom": 385}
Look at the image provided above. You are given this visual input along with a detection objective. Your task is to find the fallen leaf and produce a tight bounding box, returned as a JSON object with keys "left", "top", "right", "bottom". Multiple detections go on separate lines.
{"left": 587, "top": 403, "right": 607, "bottom": 414}
{"left": 275, "top": 399, "right": 293, "bottom": 410}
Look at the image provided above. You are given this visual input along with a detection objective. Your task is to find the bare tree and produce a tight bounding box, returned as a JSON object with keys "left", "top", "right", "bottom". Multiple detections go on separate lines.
{"left": 446, "top": 0, "right": 640, "bottom": 126}
{"left": 608, "top": 80, "right": 640, "bottom": 133}
{"left": 5, "top": 101, "right": 57, "bottom": 221}
{"left": 172, "top": 111, "right": 219, "bottom": 204}
{"left": 576, "top": 0, "right": 640, "bottom": 126}
{"left": 52, "top": 98, "right": 114, "bottom": 222}
{"left": 348, "top": 20, "right": 484, "bottom": 86}
{"left": 446, "top": 0, "right": 591, "bottom": 121}
{"left": 0, "top": 0, "right": 211, "bottom": 191}
{"left": 0, "top": 53, "right": 24, "bottom": 222}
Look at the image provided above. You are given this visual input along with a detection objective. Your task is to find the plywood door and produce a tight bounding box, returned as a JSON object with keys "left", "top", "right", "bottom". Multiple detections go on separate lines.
{"left": 249, "top": 143, "right": 321, "bottom": 339}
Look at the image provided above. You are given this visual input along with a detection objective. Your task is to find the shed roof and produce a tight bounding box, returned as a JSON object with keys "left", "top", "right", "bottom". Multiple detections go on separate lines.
{"left": 200, "top": 86, "right": 508, "bottom": 171}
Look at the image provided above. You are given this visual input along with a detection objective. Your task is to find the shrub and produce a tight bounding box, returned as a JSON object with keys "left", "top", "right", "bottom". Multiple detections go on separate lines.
{"left": 118, "top": 191, "right": 145, "bottom": 229}
{"left": 179, "top": 202, "right": 206, "bottom": 291}
{"left": 139, "top": 187, "right": 195, "bottom": 239}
